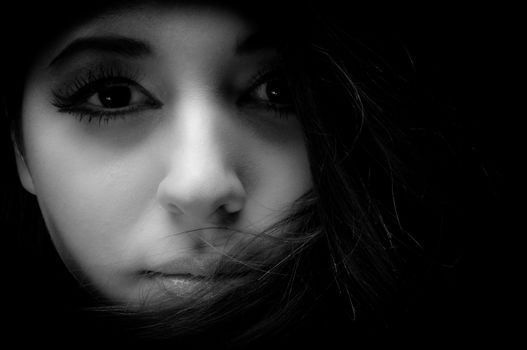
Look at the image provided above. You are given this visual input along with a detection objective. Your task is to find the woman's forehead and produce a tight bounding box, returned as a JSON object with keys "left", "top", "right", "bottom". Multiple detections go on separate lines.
{"left": 77, "top": 4, "right": 253, "bottom": 36}
{"left": 22, "top": 3, "right": 283, "bottom": 81}
{"left": 45, "top": 5, "right": 255, "bottom": 59}
{"left": 4, "top": 1, "right": 294, "bottom": 80}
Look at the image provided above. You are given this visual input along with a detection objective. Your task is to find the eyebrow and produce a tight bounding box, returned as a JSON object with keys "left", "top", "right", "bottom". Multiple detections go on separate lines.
{"left": 235, "top": 31, "right": 278, "bottom": 55}
{"left": 48, "top": 36, "right": 152, "bottom": 68}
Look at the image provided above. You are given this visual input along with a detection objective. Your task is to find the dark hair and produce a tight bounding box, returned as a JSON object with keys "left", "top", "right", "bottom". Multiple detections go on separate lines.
{"left": 1, "top": 1, "right": 497, "bottom": 348}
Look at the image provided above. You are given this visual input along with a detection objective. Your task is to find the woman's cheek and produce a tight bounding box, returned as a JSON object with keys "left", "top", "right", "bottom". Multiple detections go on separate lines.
{"left": 240, "top": 139, "right": 311, "bottom": 232}
{"left": 33, "top": 159, "right": 133, "bottom": 262}
{"left": 25, "top": 124, "right": 151, "bottom": 277}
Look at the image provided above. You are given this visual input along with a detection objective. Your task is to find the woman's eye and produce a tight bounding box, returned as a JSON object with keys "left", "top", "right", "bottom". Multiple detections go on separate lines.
{"left": 241, "top": 73, "right": 295, "bottom": 120}
{"left": 251, "top": 77, "right": 292, "bottom": 106}
{"left": 86, "top": 82, "right": 151, "bottom": 110}
{"left": 52, "top": 76, "right": 162, "bottom": 122}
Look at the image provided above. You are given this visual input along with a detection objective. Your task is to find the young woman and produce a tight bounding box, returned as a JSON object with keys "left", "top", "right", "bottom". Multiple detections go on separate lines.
{"left": 1, "top": 0, "right": 496, "bottom": 347}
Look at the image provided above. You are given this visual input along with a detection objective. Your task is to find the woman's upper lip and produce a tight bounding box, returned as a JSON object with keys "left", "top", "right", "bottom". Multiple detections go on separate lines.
{"left": 144, "top": 255, "right": 222, "bottom": 278}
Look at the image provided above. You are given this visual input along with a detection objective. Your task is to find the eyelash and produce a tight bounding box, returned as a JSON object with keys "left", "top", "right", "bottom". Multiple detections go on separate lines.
{"left": 51, "top": 64, "right": 294, "bottom": 124}
{"left": 239, "top": 67, "right": 294, "bottom": 119}
{"left": 51, "top": 65, "right": 162, "bottom": 124}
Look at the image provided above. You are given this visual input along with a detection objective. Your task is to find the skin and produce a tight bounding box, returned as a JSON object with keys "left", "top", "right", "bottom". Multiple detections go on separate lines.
{"left": 15, "top": 4, "right": 312, "bottom": 307}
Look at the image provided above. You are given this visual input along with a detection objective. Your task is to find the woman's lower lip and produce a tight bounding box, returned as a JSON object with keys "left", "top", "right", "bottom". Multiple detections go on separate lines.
{"left": 158, "top": 275, "right": 209, "bottom": 296}
{"left": 148, "top": 273, "right": 243, "bottom": 299}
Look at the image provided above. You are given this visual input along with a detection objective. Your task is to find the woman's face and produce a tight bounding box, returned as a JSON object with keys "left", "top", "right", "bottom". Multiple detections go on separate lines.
{"left": 16, "top": 4, "right": 312, "bottom": 306}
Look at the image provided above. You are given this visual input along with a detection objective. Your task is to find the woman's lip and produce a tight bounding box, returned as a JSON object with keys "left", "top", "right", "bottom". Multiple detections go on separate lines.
{"left": 146, "top": 273, "right": 245, "bottom": 299}
{"left": 141, "top": 255, "right": 258, "bottom": 281}
{"left": 144, "top": 256, "right": 222, "bottom": 277}
{"left": 144, "top": 271, "right": 248, "bottom": 281}
{"left": 151, "top": 274, "right": 212, "bottom": 297}
{"left": 143, "top": 271, "right": 206, "bottom": 279}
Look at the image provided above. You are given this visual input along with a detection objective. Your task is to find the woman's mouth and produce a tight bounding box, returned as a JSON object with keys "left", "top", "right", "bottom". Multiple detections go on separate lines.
{"left": 144, "top": 256, "right": 222, "bottom": 278}
{"left": 138, "top": 256, "right": 251, "bottom": 299}
{"left": 144, "top": 272, "right": 212, "bottom": 298}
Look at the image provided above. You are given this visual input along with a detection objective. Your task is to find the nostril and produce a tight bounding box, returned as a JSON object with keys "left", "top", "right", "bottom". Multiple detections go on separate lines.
{"left": 216, "top": 204, "right": 241, "bottom": 225}
{"left": 222, "top": 200, "right": 244, "bottom": 214}
{"left": 163, "top": 201, "right": 183, "bottom": 214}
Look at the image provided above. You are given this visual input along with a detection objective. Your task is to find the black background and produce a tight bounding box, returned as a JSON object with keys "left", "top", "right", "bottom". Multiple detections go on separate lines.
{"left": 0, "top": 2, "right": 508, "bottom": 347}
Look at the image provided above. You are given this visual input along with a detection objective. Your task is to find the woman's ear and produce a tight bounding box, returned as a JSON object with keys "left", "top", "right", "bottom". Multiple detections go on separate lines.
{"left": 11, "top": 130, "right": 36, "bottom": 194}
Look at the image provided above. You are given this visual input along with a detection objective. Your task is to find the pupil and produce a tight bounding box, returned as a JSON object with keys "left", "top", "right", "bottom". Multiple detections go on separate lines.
{"left": 266, "top": 79, "right": 290, "bottom": 104}
{"left": 99, "top": 86, "right": 131, "bottom": 108}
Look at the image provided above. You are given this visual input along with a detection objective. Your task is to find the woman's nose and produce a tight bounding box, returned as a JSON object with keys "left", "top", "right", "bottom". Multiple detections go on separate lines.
{"left": 156, "top": 98, "right": 246, "bottom": 224}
